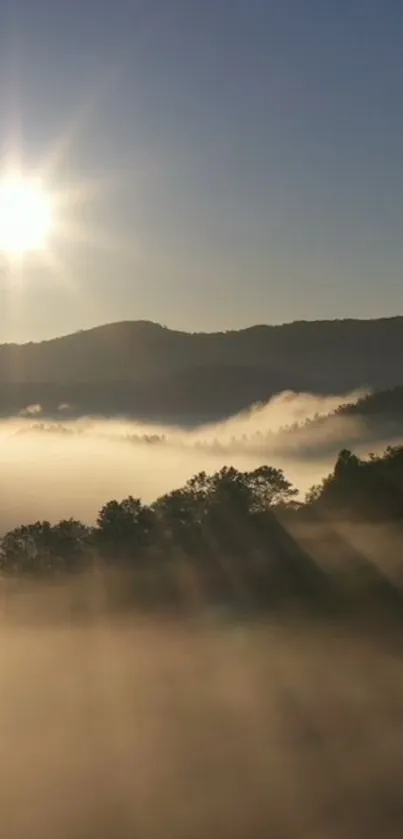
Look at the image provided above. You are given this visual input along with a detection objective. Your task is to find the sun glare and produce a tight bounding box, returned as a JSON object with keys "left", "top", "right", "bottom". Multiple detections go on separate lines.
{"left": 0, "top": 176, "right": 53, "bottom": 255}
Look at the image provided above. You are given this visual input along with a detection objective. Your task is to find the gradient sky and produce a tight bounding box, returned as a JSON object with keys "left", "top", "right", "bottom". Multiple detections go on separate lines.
{"left": 0, "top": 0, "right": 402, "bottom": 340}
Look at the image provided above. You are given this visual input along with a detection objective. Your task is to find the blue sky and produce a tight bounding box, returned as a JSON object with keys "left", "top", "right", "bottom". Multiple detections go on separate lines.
{"left": 0, "top": 0, "right": 402, "bottom": 340}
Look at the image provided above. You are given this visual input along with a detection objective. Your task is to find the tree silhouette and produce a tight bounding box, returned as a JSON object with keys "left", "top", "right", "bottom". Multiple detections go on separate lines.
{"left": 1, "top": 446, "right": 402, "bottom": 618}
{"left": 0, "top": 518, "right": 92, "bottom": 575}
{"left": 306, "top": 446, "right": 403, "bottom": 520}
{"left": 96, "top": 496, "right": 155, "bottom": 562}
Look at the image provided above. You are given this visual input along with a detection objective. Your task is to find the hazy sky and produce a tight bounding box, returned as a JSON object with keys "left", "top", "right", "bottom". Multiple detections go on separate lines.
{"left": 0, "top": 0, "right": 402, "bottom": 341}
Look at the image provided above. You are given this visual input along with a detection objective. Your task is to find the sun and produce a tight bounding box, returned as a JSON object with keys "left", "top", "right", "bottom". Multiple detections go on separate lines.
{"left": 0, "top": 175, "right": 53, "bottom": 255}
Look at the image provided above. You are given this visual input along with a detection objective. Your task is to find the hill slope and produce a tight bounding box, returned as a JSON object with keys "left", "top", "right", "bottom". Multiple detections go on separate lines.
{"left": 0, "top": 317, "right": 402, "bottom": 420}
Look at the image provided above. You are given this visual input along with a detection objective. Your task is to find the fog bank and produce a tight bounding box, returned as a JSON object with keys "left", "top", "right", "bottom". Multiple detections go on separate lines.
{"left": 0, "top": 388, "right": 400, "bottom": 531}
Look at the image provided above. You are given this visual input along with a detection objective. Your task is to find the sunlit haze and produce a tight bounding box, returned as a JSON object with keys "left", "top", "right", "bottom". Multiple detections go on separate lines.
{"left": 0, "top": 175, "right": 53, "bottom": 255}
{"left": 0, "top": 1, "right": 402, "bottom": 340}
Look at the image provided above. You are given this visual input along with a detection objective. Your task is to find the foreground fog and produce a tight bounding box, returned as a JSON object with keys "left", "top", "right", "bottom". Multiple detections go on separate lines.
{"left": 0, "top": 388, "right": 401, "bottom": 531}
{"left": 1, "top": 608, "right": 403, "bottom": 839}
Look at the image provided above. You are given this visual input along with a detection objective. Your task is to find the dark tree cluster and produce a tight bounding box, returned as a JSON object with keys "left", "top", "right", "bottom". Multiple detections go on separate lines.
{"left": 306, "top": 445, "right": 403, "bottom": 520}
{"left": 1, "top": 447, "right": 403, "bottom": 615}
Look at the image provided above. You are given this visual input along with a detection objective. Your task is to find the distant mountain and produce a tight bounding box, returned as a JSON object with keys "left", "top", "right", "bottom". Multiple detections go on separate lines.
{"left": 335, "top": 386, "right": 403, "bottom": 419}
{"left": 274, "top": 386, "right": 403, "bottom": 456}
{"left": 0, "top": 317, "right": 403, "bottom": 421}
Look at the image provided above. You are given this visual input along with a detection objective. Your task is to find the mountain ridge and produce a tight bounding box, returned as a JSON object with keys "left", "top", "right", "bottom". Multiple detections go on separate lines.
{"left": 3, "top": 314, "right": 403, "bottom": 347}
{"left": 0, "top": 316, "right": 402, "bottom": 421}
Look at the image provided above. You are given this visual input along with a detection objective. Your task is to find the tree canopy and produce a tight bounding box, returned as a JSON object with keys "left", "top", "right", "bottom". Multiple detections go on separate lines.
{"left": 1, "top": 447, "right": 403, "bottom": 616}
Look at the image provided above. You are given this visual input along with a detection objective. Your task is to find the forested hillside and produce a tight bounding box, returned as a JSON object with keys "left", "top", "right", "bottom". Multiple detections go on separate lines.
{"left": 0, "top": 317, "right": 403, "bottom": 420}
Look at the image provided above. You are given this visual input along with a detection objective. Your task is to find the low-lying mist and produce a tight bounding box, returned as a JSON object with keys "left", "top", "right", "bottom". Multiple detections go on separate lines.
{"left": 1, "top": 608, "right": 403, "bottom": 839}
{"left": 1, "top": 388, "right": 401, "bottom": 531}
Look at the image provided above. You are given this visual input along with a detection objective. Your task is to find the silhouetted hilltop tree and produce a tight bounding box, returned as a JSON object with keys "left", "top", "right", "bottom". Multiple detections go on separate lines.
{"left": 0, "top": 519, "right": 92, "bottom": 575}
{"left": 151, "top": 466, "right": 323, "bottom": 607}
{"left": 95, "top": 497, "right": 155, "bottom": 562}
{"left": 151, "top": 465, "right": 297, "bottom": 558}
{"left": 306, "top": 446, "right": 403, "bottom": 520}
